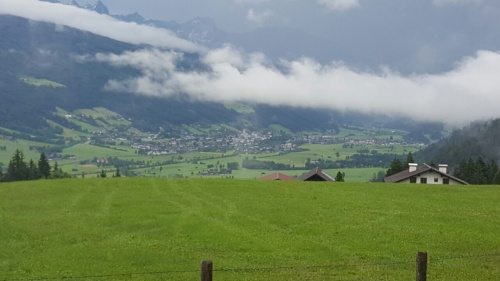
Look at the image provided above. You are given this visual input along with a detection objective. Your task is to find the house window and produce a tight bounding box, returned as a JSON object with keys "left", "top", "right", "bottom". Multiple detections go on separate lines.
{"left": 443, "top": 178, "right": 449, "bottom": 185}
{"left": 410, "top": 177, "right": 417, "bottom": 183}
{"left": 434, "top": 178, "right": 439, "bottom": 183}
{"left": 420, "top": 178, "right": 427, "bottom": 184}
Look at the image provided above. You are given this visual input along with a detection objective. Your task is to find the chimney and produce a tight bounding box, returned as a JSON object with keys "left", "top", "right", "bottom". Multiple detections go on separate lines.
{"left": 438, "top": 164, "right": 448, "bottom": 174}
{"left": 409, "top": 163, "right": 418, "bottom": 172}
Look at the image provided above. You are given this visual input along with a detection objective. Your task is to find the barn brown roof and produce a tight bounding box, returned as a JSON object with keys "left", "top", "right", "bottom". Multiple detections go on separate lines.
{"left": 299, "top": 167, "right": 335, "bottom": 182}
{"left": 258, "top": 172, "right": 298, "bottom": 181}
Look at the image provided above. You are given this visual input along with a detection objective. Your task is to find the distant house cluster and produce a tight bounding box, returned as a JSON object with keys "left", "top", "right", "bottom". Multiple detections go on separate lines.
{"left": 259, "top": 167, "right": 335, "bottom": 182}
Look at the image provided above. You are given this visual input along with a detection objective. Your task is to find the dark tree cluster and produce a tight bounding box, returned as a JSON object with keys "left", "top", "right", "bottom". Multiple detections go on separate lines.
{"left": 0, "top": 150, "right": 71, "bottom": 182}
{"left": 227, "top": 162, "right": 239, "bottom": 171}
{"left": 453, "top": 158, "right": 500, "bottom": 185}
{"left": 243, "top": 158, "right": 298, "bottom": 170}
{"left": 335, "top": 171, "right": 345, "bottom": 182}
{"left": 305, "top": 152, "right": 406, "bottom": 171}
{"left": 385, "top": 152, "right": 415, "bottom": 177}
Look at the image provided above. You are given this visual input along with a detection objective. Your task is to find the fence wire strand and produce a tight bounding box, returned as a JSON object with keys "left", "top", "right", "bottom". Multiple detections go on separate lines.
{"left": 432, "top": 252, "right": 500, "bottom": 262}
{"left": 0, "top": 269, "right": 198, "bottom": 281}
{"left": 215, "top": 260, "right": 411, "bottom": 273}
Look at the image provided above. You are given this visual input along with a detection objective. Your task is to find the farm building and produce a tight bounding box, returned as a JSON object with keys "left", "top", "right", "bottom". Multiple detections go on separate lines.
{"left": 299, "top": 167, "right": 335, "bottom": 182}
{"left": 384, "top": 163, "right": 468, "bottom": 185}
{"left": 258, "top": 173, "right": 298, "bottom": 181}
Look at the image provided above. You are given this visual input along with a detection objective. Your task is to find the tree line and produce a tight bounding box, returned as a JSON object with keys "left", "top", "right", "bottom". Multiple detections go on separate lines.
{"left": 454, "top": 157, "right": 500, "bottom": 185}
{"left": 0, "top": 149, "right": 71, "bottom": 182}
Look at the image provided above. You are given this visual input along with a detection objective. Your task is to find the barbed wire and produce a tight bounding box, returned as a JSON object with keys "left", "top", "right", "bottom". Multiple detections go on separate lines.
{"left": 0, "top": 269, "right": 197, "bottom": 281}
{"left": 215, "top": 260, "right": 411, "bottom": 273}
{"left": 432, "top": 252, "right": 500, "bottom": 262}
{"left": 2, "top": 252, "right": 499, "bottom": 281}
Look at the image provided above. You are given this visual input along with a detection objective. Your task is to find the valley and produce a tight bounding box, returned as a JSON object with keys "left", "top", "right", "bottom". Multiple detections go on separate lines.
{"left": 1, "top": 2, "right": 500, "bottom": 280}
{"left": 0, "top": 106, "right": 423, "bottom": 181}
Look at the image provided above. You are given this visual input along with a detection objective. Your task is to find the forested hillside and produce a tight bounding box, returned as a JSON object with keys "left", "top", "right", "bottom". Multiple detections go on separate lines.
{"left": 416, "top": 118, "right": 500, "bottom": 169}
{"left": 0, "top": 15, "right": 236, "bottom": 134}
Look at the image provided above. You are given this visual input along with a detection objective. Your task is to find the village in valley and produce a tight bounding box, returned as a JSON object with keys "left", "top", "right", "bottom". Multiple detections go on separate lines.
{"left": 2, "top": 108, "right": 426, "bottom": 181}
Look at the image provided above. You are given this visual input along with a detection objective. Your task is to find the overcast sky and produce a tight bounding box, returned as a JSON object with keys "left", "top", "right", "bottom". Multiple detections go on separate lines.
{"left": 1, "top": 0, "right": 500, "bottom": 125}
{"left": 70, "top": 0, "right": 500, "bottom": 73}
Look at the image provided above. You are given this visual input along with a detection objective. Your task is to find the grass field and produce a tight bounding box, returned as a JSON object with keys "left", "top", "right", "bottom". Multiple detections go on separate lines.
{"left": 19, "top": 77, "right": 65, "bottom": 88}
{"left": 0, "top": 138, "right": 52, "bottom": 166}
{"left": 1, "top": 179, "right": 499, "bottom": 280}
{"left": 224, "top": 102, "right": 256, "bottom": 114}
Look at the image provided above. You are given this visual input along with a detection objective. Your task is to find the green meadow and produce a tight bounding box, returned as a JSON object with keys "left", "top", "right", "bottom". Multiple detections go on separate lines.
{"left": 19, "top": 77, "right": 65, "bottom": 88}
{"left": 1, "top": 179, "right": 499, "bottom": 280}
{"left": 0, "top": 138, "right": 51, "bottom": 165}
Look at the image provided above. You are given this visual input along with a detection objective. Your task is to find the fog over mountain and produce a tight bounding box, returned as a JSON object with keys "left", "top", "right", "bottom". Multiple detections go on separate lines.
{"left": 1, "top": 0, "right": 500, "bottom": 125}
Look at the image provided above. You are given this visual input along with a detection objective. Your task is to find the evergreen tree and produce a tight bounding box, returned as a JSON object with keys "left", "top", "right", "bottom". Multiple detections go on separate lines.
{"left": 405, "top": 152, "right": 415, "bottom": 166}
{"left": 27, "top": 159, "right": 39, "bottom": 180}
{"left": 38, "top": 152, "right": 51, "bottom": 179}
{"left": 370, "top": 171, "right": 386, "bottom": 182}
{"left": 486, "top": 160, "right": 498, "bottom": 184}
{"left": 494, "top": 171, "right": 500, "bottom": 185}
{"left": 335, "top": 171, "right": 345, "bottom": 182}
{"left": 6, "top": 149, "right": 28, "bottom": 182}
{"left": 113, "top": 168, "right": 121, "bottom": 177}
{"left": 386, "top": 158, "right": 404, "bottom": 177}
{"left": 454, "top": 157, "right": 500, "bottom": 185}
{"left": 474, "top": 157, "right": 487, "bottom": 184}
{"left": 100, "top": 170, "right": 107, "bottom": 178}
{"left": 50, "top": 162, "right": 70, "bottom": 179}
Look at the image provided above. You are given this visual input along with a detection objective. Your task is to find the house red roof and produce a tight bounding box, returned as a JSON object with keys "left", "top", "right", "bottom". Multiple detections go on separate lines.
{"left": 258, "top": 172, "right": 298, "bottom": 181}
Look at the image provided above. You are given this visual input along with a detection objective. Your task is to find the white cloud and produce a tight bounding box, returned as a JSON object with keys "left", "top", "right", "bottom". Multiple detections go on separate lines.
{"left": 94, "top": 46, "right": 500, "bottom": 125}
{"left": 246, "top": 8, "right": 274, "bottom": 25}
{"left": 3, "top": 0, "right": 499, "bottom": 125}
{"left": 432, "top": 0, "right": 483, "bottom": 6}
{"left": 0, "top": 0, "right": 202, "bottom": 52}
{"left": 317, "top": 0, "right": 360, "bottom": 11}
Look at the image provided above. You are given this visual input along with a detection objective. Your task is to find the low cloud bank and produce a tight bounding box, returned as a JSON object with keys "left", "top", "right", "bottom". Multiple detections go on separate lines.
{"left": 94, "top": 46, "right": 500, "bottom": 125}
{"left": 0, "top": 0, "right": 202, "bottom": 52}
{"left": 3, "top": 0, "right": 499, "bottom": 125}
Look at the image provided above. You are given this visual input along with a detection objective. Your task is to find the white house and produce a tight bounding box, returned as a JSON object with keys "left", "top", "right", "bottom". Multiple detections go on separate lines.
{"left": 384, "top": 163, "right": 468, "bottom": 185}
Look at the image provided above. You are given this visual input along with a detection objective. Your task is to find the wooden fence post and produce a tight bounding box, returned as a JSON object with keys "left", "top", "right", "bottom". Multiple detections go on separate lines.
{"left": 416, "top": 252, "right": 427, "bottom": 281}
{"left": 201, "top": 260, "right": 213, "bottom": 281}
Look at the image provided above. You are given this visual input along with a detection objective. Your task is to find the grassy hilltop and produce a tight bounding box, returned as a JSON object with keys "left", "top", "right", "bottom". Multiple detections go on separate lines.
{"left": 1, "top": 179, "right": 499, "bottom": 280}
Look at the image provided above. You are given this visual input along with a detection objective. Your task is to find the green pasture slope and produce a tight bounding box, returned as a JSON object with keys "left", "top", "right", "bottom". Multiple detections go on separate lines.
{"left": 19, "top": 77, "right": 65, "bottom": 88}
{"left": 1, "top": 179, "right": 499, "bottom": 280}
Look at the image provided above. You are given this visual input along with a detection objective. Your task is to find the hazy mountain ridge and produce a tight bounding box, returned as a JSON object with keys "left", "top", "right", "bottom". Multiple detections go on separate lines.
{"left": 0, "top": 9, "right": 444, "bottom": 142}
{"left": 0, "top": 15, "right": 357, "bottom": 137}
{"left": 41, "top": 0, "right": 110, "bottom": 15}
{"left": 1, "top": 7, "right": 494, "bottom": 170}
{"left": 52, "top": 0, "right": 337, "bottom": 61}
{"left": 0, "top": 15, "right": 236, "bottom": 133}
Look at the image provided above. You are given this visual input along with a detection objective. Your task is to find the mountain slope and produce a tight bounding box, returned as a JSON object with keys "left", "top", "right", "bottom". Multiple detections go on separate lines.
{"left": 0, "top": 12, "right": 446, "bottom": 141}
{"left": 416, "top": 118, "right": 500, "bottom": 168}
{"left": 0, "top": 15, "right": 237, "bottom": 134}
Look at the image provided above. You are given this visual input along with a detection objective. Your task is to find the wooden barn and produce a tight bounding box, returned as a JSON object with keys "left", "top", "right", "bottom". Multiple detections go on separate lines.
{"left": 299, "top": 167, "right": 335, "bottom": 182}
{"left": 258, "top": 172, "right": 298, "bottom": 181}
